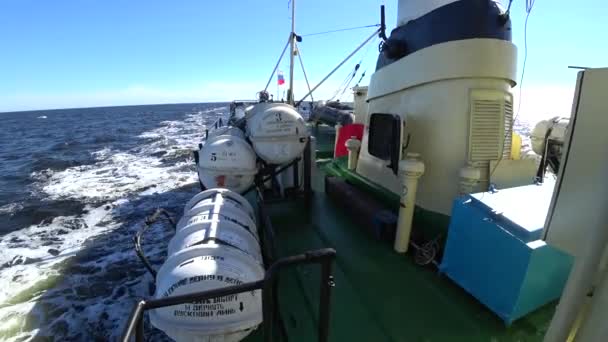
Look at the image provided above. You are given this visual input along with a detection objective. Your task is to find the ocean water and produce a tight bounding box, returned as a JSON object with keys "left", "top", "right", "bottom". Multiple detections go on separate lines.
{"left": 0, "top": 103, "right": 228, "bottom": 341}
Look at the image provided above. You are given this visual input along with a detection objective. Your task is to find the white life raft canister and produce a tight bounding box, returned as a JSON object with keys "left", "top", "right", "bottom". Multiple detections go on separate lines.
{"left": 150, "top": 188, "right": 264, "bottom": 342}
{"left": 198, "top": 128, "right": 257, "bottom": 193}
{"left": 176, "top": 188, "right": 259, "bottom": 241}
{"left": 530, "top": 117, "right": 570, "bottom": 155}
{"left": 246, "top": 103, "right": 308, "bottom": 165}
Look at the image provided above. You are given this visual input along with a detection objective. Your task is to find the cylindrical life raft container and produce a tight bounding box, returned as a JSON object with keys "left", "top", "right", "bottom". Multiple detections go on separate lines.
{"left": 197, "top": 127, "right": 258, "bottom": 193}
{"left": 176, "top": 189, "right": 258, "bottom": 240}
{"left": 207, "top": 126, "right": 246, "bottom": 141}
{"left": 150, "top": 188, "right": 264, "bottom": 342}
{"left": 246, "top": 103, "right": 308, "bottom": 165}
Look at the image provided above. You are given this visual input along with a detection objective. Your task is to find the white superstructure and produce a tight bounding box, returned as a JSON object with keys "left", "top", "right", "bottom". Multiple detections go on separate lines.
{"left": 357, "top": 0, "right": 525, "bottom": 216}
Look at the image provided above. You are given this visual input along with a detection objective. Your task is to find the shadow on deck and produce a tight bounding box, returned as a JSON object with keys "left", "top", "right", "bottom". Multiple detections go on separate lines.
{"left": 264, "top": 173, "right": 554, "bottom": 342}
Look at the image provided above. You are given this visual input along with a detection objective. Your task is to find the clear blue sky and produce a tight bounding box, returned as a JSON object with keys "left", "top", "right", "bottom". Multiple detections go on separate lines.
{"left": 0, "top": 0, "right": 606, "bottom": 114}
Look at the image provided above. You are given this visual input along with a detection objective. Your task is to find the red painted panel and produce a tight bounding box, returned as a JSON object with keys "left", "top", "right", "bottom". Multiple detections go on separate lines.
{"left": 334, "top": 123, "right": 364, "bottom": 158}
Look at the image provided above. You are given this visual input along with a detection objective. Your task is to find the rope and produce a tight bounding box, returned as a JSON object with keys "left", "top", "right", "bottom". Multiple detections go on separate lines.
{"left": 302, "top": 24, "right": 379, "bottom": 37}
{"left": 134, "top": 208, "right": 176, "bottom": 279}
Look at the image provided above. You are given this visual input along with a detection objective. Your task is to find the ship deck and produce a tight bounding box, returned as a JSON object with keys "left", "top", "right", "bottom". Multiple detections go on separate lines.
{"left": 240, "top": 125, "right": 556, "bottom": 341}
{"left": 254, "top": 172, "right": 555, "bottom": 342}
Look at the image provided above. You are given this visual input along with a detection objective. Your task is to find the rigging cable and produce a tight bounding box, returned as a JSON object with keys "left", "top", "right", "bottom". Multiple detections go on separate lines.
{"left": 302, "top": 24, "right": 380, "bottom": 37}
{"left": 354, "top": 37, "right": 379, "bottom": 87}
{"left": 295, "top": 43, "right": 315, "bottom": 103}
{"left": 354, "top": 70, "right": 366, "bottom": 87}
{"left": 297, "top": 28, "right": 380, "bottom": 106}
{"left": 264, "top": 33, "right": 293, "bottom": 92}
{"left": 337, "top": 63, "right": 361, "bottom": 100}
{"left": 349, "top": 36, "right": 379, "bottom": 92}
{"left": 329, "top": 63, "right": 360, "bottom": 101}
{"left": 505, "top": 0, "right": 514, "bottom": 17}
{"left": 336, "top": 36, "right": 379, "bottom": 101}
{"left": 488, "top": 0, "right": 536, "bottom": 184}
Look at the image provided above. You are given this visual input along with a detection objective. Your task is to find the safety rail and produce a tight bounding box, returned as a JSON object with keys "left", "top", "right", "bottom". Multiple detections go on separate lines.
{"left": 203, "top": 117, "right": 225, "bottom": 141}
{"left": 121, "top": 248, "right": 336, "bottom": 342}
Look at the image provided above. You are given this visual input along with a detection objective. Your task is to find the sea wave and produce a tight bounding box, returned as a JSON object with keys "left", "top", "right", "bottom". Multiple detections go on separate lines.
{"left": 0, "top": 105, "right": 227, "bottom": 341}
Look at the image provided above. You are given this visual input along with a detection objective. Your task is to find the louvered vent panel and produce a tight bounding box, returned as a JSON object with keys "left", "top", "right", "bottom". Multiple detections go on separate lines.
{"left": 468, "top": 90, "right": 513, "bottom": 161}
{"left": 503, "top": 99, "right": 513, "bottom": 158}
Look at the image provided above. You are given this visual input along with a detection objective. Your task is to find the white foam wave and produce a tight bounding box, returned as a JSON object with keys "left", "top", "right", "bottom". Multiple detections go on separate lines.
{"left": 0, "top": 203, "right": 24, "bottom": 216}
{"left": 36, "top": 108, "right": 224, "bottom": 202}
{"left": 0, "top": 194, "right": 185, "bottom": 341}
{"left": 40, "top": 152, "right": 195, "bottom": 201}
{"left": 0, "top": 106, "right": 227, "bottom": 341}
{"left": 0, "top": 205, "right": 116, "bottom": 302}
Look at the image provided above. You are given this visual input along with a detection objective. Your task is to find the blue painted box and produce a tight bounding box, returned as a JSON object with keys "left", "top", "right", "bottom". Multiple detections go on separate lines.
{"left": 439, "top": 184, "right": 573, "bottom": 324}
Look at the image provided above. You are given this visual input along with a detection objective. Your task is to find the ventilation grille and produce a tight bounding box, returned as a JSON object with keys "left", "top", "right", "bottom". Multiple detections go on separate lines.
{"left": 503, "top": 100, "right": 513, "bottom": 158}
{"left": 468, "top": 90, "right": 513, "bottom": 162}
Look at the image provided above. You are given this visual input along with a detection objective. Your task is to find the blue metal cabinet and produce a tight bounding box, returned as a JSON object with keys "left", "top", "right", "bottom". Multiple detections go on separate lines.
{"left": 439, "top": 184, "right": 573, "bottom": 324}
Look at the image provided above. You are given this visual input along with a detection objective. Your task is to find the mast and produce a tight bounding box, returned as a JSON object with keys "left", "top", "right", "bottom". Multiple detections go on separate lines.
{"left": 288, "top": 0, "right": 296, "bottom": 105}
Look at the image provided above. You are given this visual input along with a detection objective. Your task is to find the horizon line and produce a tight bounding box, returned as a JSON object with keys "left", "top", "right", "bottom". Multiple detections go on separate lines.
{"left": 0, "top": 100, "right": 241, "bottom": 115}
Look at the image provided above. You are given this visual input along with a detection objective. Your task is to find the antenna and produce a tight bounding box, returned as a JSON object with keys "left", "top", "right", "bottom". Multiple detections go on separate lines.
{"left": 379, "top": 5, "right": 388, "bottom": 42}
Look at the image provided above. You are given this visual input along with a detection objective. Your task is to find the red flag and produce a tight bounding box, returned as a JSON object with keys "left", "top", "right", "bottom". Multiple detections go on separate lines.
{"left": 277, "top": 71, "right": 285, "bottom": 85}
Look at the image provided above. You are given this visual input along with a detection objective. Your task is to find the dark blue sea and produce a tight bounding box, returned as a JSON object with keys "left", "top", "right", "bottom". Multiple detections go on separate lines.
{"left": 0, "top": 103, "right": 228, "bottom": 341}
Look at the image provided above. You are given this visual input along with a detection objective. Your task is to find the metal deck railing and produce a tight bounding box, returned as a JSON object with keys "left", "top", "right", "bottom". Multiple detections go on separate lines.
{"left": 122, "top": 168, "right": 333, "bottom": 342}
{"left": 121, "top": 248, "right": 336, "bottom": 342}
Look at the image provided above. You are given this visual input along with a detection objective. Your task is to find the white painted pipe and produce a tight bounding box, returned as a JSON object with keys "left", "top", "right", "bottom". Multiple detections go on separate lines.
{"left": 459, "top": 162, "right": 481, "bottom": 195}
{"left": 345, "top": 137, "right": 361, "bottom": 170}
{"left": 333, "top": 123, "right": 342, "bottom": 158}
{"left": 394, "top": 153, "right": 425, "bottom": 253}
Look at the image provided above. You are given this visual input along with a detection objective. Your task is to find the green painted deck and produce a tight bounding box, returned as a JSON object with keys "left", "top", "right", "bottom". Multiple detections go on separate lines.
{"left": 255, "top": 169, "right": 555, "bottom": 342}
{"left": 241, "top": 125, "right": 556, "bottom": 341}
